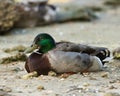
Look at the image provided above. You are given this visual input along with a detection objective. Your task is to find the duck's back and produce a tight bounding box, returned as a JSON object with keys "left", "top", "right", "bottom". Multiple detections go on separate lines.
{"left": 55, "top": 41, "right": 110, "bottom": 63}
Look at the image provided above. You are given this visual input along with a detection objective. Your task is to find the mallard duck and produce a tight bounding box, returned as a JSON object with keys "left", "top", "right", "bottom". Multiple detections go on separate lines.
{"left": 25, "top": 33, "right": 110, "bottom": 75}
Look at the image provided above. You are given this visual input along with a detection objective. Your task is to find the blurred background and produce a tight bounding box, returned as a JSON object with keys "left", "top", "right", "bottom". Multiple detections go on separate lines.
{"left": 0, "top": 0, "right": 119, "bottom": 49}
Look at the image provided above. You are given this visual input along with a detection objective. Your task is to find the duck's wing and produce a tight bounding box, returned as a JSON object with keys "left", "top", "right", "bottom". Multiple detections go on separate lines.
{"left": 48, "top": 50, "right": 103, "bottom": 73}
{"left": 56, "top": 41, "right": 93, "bottom": 52}
{"left": 56, "top": 41, "right": 110, "bottom": 63}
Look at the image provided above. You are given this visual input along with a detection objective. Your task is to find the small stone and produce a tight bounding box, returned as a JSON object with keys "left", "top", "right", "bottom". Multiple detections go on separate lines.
{"left": 89, "top": 76, "right": 97, "bottom": 80}
{"left": 101, "top": 72, "right": 108, "bottom": 78}
{"left": 59, "top": 73, "right": 71, "bottom": 79}
{"left": 48, "top": 71, "right": 57, "bottom": 76}
{"left": 114, "top": 54, "right": 120, "bottom": 59}
{"left": 83, "top": 83, "right": 90, "bottom": 87}
{"left": 22, "top": 71, "right": 38, "bottom": 79}
{"left": 109, "top": 80, "right": 116, "bottom": 83}
{"left": 81, "top": 72, "right": 90, "bottom": 76}
{"left": 60, "top": 78, "right": 65, "bottom": 81}
{"left": 109, "top": 85, "right": 116, "bottom": 89}
{"left": 3, "top": 87, "right": 12, "bottom": 92}
{"left": 37, "top": 85, "right": 45, "bottom": 91}
{"left": 11, "top": 67, "right": 22, "bottom": 72}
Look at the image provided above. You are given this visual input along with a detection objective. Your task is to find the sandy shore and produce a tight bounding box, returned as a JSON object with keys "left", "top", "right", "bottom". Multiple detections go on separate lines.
{"left": 0, "top": 1, "right": 120, "bottom": 96}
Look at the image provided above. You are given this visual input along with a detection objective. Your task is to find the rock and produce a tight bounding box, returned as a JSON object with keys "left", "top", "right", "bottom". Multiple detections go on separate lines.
{"left": 3, "top": 45, "right": 27, "bottom": 53}
{"left": 54, "top": 4, "right": 97, "bottom": 23}
{"left": 0, "top": 0, "right": 55, "bottom": 33}
{"left": 0, "top": 0, "right": 19, "bottom": 34}
{"left": 22, "top": 71, "right": 38, "bottom": 79}
{"left": 109, "top": 80, "right": 116, "bottom": 83}
{"left": 0, "top": 52, "right": 27, "bottom": 64}
{"left": 37, "top": 85, "right": 45, "bottom": 91}
{"left": 48, "top": 71, "right": 57, "bottom": 76}
{"left": 89, "top": 76, "right": 97, "bottom": 80}
{"left": 11, "top": 67, "right": 23, "bottom": 72}
{"left": 83, "top": 83, "right": 90, "bottom": 87}
{"left": 14, "top": 1, "right": 56, "bottom": 27}
{"left": 113, "top": 47, "right": 120, "bottom": 59}
{"left": 109, "top": 85, "right": 116, "bottom": 89}
{"left": 0, "top": 87, "right": 12, "bottom": 92}
{"left": 0, "top": 0, "right": 98, "bottom": 34}
{"left": 59, "top": 73, "right": 71, "bottom": 78}
{"left": 3, "top": 87, "right": 12, "bottom": 92}
{"left": 101, "top": 72, "right": 109, "bottom": 78}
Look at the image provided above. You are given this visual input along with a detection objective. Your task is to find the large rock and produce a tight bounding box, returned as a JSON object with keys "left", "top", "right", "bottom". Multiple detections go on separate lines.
{"left": 0, "top": 0, "right": 98, "bottom": 34}
{"left": 14, "top": 0, "right": 56, "bottom": 27}
{"left": 0, "top": 0, "right": 19, "bottom": 34}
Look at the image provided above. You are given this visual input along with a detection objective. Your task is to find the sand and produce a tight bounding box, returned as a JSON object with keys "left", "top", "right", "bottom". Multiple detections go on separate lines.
{"left": 0, "top": 0, "right": 120, "bottom": 96}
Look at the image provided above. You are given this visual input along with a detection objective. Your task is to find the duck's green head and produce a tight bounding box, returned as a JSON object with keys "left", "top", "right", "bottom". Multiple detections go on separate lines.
{"left": 25, "top": 33, "right": 56, "bottom": 53}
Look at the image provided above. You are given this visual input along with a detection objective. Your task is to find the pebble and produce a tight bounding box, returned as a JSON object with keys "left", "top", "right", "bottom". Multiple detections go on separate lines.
{"left": 83, "top": 83, "right": 90, "bottom": 87}
{"left": 101, "top": 72, "right": 109, "bottom": 78}
{"left": 37, "top": 85, "right": 45, "bottom": 91}
{"left": 109, "top": 85, "right": 116, "bottom": 89}
{"left": 89, "top": 76, "right": 97, "bottom": 80}
{"left": 59, "top": 73, "right": 70, "bottom": 79}
{"left": 48, "top": 71, "right": 57, "bottom": 76}
{"left": 109, "top": 80, "right": 116, "bottom": 83}
{"left": 1, "top": 87, "right": 12, "bottom": 92}
{"left": 22, "top": 71, "right": 38, "bottom": 79}
{"left": 11, "top": 67, "right": 22, "bottom": 72}
{"left": 4, "top": 88, "right": 12, "bottom": 92}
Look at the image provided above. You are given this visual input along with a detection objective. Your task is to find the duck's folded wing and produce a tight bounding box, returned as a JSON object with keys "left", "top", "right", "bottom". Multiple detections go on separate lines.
{"left": 48, "top": 50, "right": 103, "bottom": 73}
{"left": 56, "top": 41, "right": 110, "bottom": 62}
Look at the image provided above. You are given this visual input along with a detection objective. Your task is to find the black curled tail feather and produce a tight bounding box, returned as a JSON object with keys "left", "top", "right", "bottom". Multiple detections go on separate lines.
{"left": 96, "top": 48, "right": 110, "bottom": 64}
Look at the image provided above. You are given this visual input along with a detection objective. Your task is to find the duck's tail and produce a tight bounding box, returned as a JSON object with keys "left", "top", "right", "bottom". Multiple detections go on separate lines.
{"left": 96, "top": 48, "right": 110, "bottom": 64}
